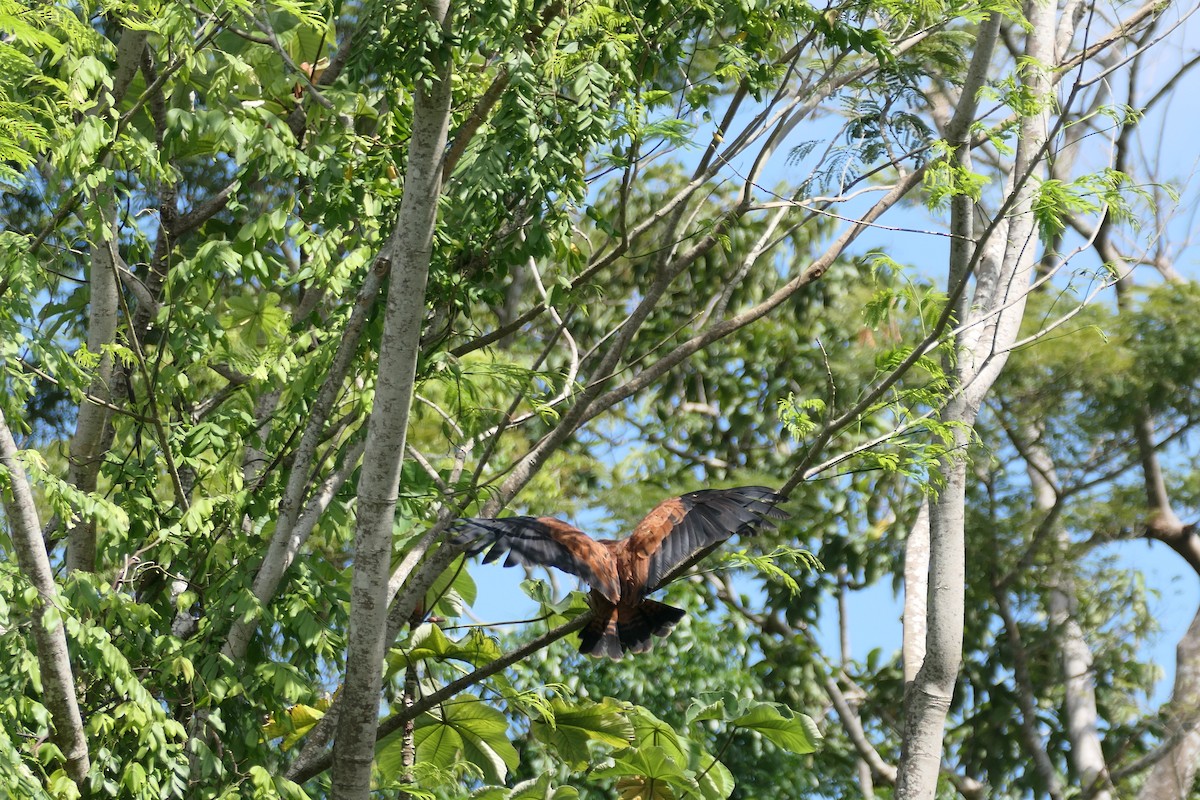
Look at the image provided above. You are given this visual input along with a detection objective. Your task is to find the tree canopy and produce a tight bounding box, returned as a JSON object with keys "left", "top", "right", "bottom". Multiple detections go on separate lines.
{"left": 2, "top": 0, "right": 1199, "bottom": 798}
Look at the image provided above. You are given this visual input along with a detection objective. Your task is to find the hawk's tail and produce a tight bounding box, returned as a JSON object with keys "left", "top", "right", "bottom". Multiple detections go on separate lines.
{"left": 578, "top": 598, "right": 686, "bottom": 659}
{"left": 618, "top": 600, "right": 686, "bottom": 655}
{"left": 579, "top": 600, "right": 623, "bottom": 659}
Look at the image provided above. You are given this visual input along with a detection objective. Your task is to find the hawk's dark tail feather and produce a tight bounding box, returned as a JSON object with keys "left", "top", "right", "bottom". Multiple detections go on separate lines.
{"left": 618, "top": 600, "right": 686, "bottom": 655}
{"left": 578, "top": 599, "right": 686, "bottom": 659}
{"left": 579, "top": 603, "right": 624, "bottom": 659}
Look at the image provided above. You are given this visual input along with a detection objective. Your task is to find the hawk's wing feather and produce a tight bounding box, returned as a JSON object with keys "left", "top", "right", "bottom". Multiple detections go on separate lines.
{"left": 628, "top": 486, "right": 788, "bottom": 595}
{"left": 451, "top": 516, "right": 620, "bottom": 602}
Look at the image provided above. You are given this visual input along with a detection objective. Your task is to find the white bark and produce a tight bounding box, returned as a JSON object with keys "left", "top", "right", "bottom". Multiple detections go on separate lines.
{"left": 1138, "top": 606, "right": 1200, "bottom": 800}
{"left": 0, "top": 412, "right": 90, "bottom": 784}
{"left": 1023, "top": 432, "right": 1113, "bottom": 799}
{"left": 897, "top": 423, "right": 971, "bottom": 800}
{"left": 329, "top": 2, "right": 452, "bottom": 796}
{"left": 109, "top": 28, "right": 149, "bottom": 108}
{"left": 65, "top": 210, "right": 121, "bottom": 573}
{"left": 896, "top": 7, "right": 1050, "bottom": 796}
{"left": 903, "top": 499, "right": 931, "bottom": 685}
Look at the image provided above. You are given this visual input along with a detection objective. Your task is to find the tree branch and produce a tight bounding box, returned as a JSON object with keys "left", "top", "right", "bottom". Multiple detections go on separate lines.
{"left": 222, "top": 258, "right": 388, "bottom": 662}
{"left": 287, "top": 613, "right": 590, "bottom": 784}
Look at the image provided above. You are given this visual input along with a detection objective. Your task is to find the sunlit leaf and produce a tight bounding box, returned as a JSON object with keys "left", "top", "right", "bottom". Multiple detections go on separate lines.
{"left": 731, "top": 704, "right": 821, "bottom": 754}
{"left": 531, "top": 697, "right": 633, "bottom": 767}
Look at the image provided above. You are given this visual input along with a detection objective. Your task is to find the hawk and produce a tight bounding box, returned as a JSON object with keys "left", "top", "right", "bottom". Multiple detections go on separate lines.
{"left": 451, "top": 486, "right": 787, "bottom": 659}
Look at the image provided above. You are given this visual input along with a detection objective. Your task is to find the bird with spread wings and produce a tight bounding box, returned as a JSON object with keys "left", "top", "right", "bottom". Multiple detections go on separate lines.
{"left": 451, "top": 486, "right": 787, "bottom": 659}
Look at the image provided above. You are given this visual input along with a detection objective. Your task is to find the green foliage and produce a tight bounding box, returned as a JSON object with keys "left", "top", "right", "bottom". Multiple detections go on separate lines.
{"left": 530, "top": 697, "right": 634, "bottom": 768}
{"left": 407, "top": 701, "right": 519, "bottom": 784}
{"left": 923, "top": 141, "right": 988, "bottom": 209}
{"left": 777, "top": 394, "right": 827, "bottom": 440}
{"left": 585, "top": 700, "right": 818, "bottom": 800}
{"left": 0, "top": 0, "right": 86, "bottom": 188}
{"left": 0, "top": 0, "right": 1186, "bottom": 797}
{"left": 718, "top": 545, "right": 823, "bottom": 596}
{"left": 474, "top": 774, "right": 580, "bottom": 800}
{"left": 1032, "top": 169, "right": 1155, "bottom": 241}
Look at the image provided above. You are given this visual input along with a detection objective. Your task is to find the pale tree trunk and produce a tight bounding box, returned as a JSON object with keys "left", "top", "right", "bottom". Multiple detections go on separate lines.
{"left": 63, "top": 25, "right": 150, "bottom": 573}
{"left": 896, "top": 6, "right": 1052, "bottom": 795}
{"left": 65, "top": 209, "right": 121, "bottom": 573}
{"left": 329, "top": 1, "right": 452, "bottom": 796}
{"left": 1022, "top": 430, "right": 1112, "bottom": 799}
{"left": 0, "top": 412, "right": 90, "bottom": 784}
{"left": 897, "top": 422, "right": 971, "bottom": 800}
{"left": 903, "top": 499, "right": 930, "bottom": 686}
{"left": 1138, "top": 607, "right": 1200, "bottom": 800}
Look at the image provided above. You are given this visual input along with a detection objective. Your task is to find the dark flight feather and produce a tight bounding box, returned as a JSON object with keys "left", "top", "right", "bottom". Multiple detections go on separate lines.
{"left": 637, "top": 487, "right": 788, "bottom": 593}
{"left": 451, "top": 516, "right": 620, "bottom": 601}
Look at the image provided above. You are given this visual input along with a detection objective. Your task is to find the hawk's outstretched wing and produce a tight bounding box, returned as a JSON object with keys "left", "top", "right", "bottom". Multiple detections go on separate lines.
{"left": 625, "top": 486, "right": 787, "bottom": 595}
{"left": 451, "top": 516, "right": 620, "bottom": 602}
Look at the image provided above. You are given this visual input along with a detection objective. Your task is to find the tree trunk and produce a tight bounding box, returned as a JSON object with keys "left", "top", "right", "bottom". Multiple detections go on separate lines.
{"left": 1137, "top": 606, "right": 1200, "bottom": 800}
{"left": 896, "top": 6, "right": 1053, "bottom": 794}
{"left": 329, "top": 2, "right": 453, "bottom": 796}
{"left": 894, "top": 13, "right": 998, "bottom": 798}
{"left": 903, "top": 499, "right": 930, "bottom": 686}
{"left": 0, "top": 412, "right": 90, "bottom": 784}
{"left": 65, "top": 211, "right": 121, "bottom": 572}
{"left": 897, "top": 423, "right": 972, "bottom": 800}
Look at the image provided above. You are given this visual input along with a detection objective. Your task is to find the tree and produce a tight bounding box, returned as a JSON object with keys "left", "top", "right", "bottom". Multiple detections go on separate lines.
{"left": 1, "top": 0, "right": 1197, "bottom": 798}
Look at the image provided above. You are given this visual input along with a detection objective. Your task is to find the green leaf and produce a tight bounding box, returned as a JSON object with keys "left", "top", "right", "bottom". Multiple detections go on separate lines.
{"left": 36, "top": 742, "right": 64, "bottom": 766}
{"left": 531, "top": 697, "right": 633, "bottom": 767}
{"left": 731, "top": 704, "right": 821, "bottom": 754}
{"left": 684, "top": 691, "right": 751, "bottom": 725}
{"left": 694, "top": 753, "right": 735, "bottom": 800}
{"left": 424, "top": 556, "right": 478, "bottom": 618}
{"left": 390, "top": 700, "right": 519, "bottom": 783}
{"left": 596, "top": 746, "right": 694, "bottom": 799}
{"left": 120, "top": 762, "right": 147, "bottom": 793}
{"left": 263, "top": 703, "right": 326, "bottom": 750}
{"left": 509, "top": 773, "right": 582, "bottom": 799}
{"left": 390, "top": 625, "right": 503, "bottom": 672}
{"left": 718, "top": 546, "right": 821, "bottom": 596}
{"left": 630, "top": 706, "right": 685, "bottom": 761}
